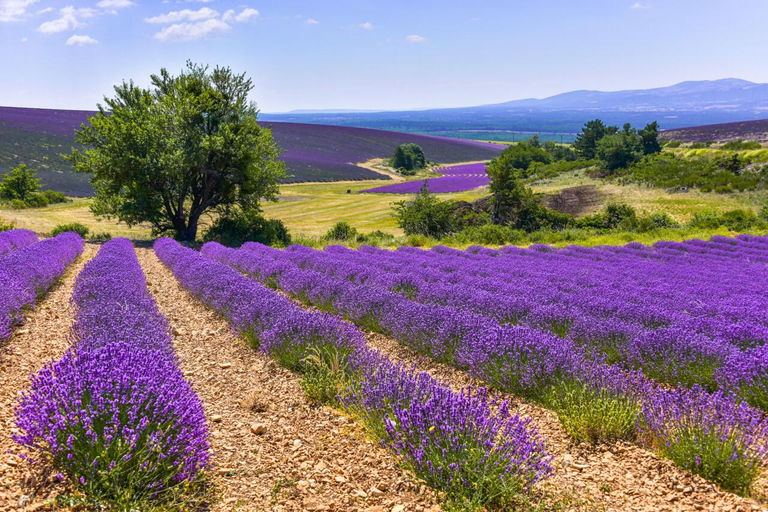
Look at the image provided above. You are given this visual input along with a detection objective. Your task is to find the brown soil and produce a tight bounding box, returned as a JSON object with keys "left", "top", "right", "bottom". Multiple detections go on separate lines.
{"left": 0, "top": 243, "right": 98, "bottom": 511}
{"left": 542, "top": 185, "right": 605, "bottom": 217}
{"left": 137, "top": 248, "right": 439, "bottom": 512}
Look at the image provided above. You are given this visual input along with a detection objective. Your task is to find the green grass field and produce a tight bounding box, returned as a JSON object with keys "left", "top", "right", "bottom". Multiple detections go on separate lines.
{"left": 3, "top": 164, "right": 766, "bottom": 247}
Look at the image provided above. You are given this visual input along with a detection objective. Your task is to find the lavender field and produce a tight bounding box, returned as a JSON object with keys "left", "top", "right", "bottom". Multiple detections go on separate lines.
{"left": 4, "top": 232, "right": 768, "bottom": 510}
{"left": 0, "top": 107, "right": 502, "bottom": 194}
{"left": 362, "top": 162, "right": 490, "bottom": 194}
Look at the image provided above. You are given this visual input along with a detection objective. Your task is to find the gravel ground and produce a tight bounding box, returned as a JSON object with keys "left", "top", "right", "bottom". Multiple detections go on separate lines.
{"left": 138, "top": 248, "right": 438, "bottom": 512}
{"left": 0, "top": 243, "right": 97, "bottom": 511}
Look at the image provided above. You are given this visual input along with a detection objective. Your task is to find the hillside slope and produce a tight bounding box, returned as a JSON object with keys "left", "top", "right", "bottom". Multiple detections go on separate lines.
{"left": 659, "top": 118, "right": 768, "bottom": 143}
{"left": 0, "top": 107, "right": 502, "bottom": 196}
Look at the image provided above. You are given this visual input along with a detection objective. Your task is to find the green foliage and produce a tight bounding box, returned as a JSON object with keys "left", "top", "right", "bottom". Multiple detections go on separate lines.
{"left": 596, "top": 126, "right": 643, "bottom": 173}
{"left": 664, "top": 140, "right": 682, "bottom": 148}
{"left": 204, "top": 207, "right": 291, "bottom": 247}
{"left": 652, "top": 427, "right": 759, "bottom": 496}
{"left": 0, "top": 164, "right": 41, "bottom": 201}
{"left": 394, "top": 183, "right": 456, "bottom": 238}
{"left": 627, "top": 152, "right": 767, "bottom": 192}
{"left": 0, "top": 220, "right": 14, "bottom": 232}
{"left": 689, "top": 209, "right": 763, "bottom": 231}
{"left": 546, "top": 380, "right": 639, "bottom": 444}
{"left": 391, "top": 143, "right": 427, "bottom": 171}
{"left": 51, "top": 222, "right": 89, "bottom": 238}
{"left": 299, "top": 347, "right": 350, "bottom": 406}
{"left": 324, "top": 221, "right": 358, "bottom": 241}
{"left": 574, "top": 119, "right": 609, "bottom": 160}
{"left": 88, "top": 232, "right": 113, "bottom": 243}
{"left": 69, "top": 61, "right": 286, "bottom": 241}
{"left": 722, "top": 139, "right": 762, "bottom": 151}
{"left": 638, "top": 121, "right": 662, "bottom": 155}
{"left": 492, "top": 139, "right": 551, "bottom": 179}
{"left": 42, "top": 189, "right": 67, "bottom": 204}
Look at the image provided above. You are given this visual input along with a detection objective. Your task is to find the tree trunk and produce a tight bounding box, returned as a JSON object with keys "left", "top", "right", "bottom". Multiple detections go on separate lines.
{"left": 177, "top": 219, "right": 198, "bottom": 242}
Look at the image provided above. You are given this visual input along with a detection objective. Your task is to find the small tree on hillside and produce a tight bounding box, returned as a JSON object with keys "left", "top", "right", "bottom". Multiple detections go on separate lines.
{"left": 69, "top": 61, "right": 286, "bottom": 241}
{"left": 0, "top": 164, "right": 41, "bottom": 201}
{"left": 391, "top": 143, "right": 426, "bottom": 171}
{"left": 638, "top": 121, "right": 662, "bottom": 155}
{"left": 487, "top": 154, "right": 544, "bottom": 226}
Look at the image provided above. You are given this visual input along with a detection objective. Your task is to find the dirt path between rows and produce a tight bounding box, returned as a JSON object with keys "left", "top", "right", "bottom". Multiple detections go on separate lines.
{"left": 0, "top": 243, "right": 98, "bottom": 511}
{"left": 137, "top": 248, "right": 438, "bottom": 512}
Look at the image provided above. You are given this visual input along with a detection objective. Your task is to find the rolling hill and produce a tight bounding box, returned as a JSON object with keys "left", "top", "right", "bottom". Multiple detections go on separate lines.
{"left": 0, "top": 106, "right": 502, "bottom": 196}
{"left": 262, "top": 79, "right": 768, "bottom": 140}
{"left": 659, "top": 118, "right": 768, "bottom": 143}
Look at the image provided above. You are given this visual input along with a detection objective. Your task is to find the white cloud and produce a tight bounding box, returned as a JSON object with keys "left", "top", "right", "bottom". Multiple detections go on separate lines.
{"left": 0, "top": 0, "right": 39, "bottom": 22}
{"left": 35, "top": 7, "right": 52, "bottom": 15}
{"left": 66, "top": 34, "right": 98, "bottom": 45}
{"left": 20, "top": 36, "right": 27, "bottom": 41}
{"left": 359, "top": 21, "right": 373, "bottom": 30}
{"left": 631, "top": 2, "right": 650, "bottom": 8}
{"left": 97, "top": 0, "right": 134, "bottom": 8}
{"left": 234, "top": 7, "right": 258, "bottom": 22}
{"left": 153, "top": 18, "right": 230, "bottom": 41}
{"left": 145, "top": 7, "right": 218, "bottom": 24}
{"left": 37, "top": 6, "right": 97, "bottom": 34}
{"left": 405, "top": 34, "right": 427, "bottom": 43}
{"left": 224, "top": 7, "right": 258, "bottom": 22}
{"left": 305, "top": 18, "right": 318, "bottom": 25}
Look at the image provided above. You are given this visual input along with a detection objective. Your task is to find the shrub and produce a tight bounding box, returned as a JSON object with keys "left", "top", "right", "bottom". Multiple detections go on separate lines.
{"left": 42, "top": 189, "right": 67, "bottom": 204}
{"left": 88, "top": 232, "right": 113, "bottom": 242}
{"left": 394, "top": 183, "right": 456, "bottom": 239}
{"left": 391, "top": 143, "right": 426, "bottom": 171}
{"left": 204, "top": 208, "right": 291, "bottom": 247}
{"left": 0, "top": 220, "right": 14, "bottom": 232}
{"left": 664, "top": 140, "right": 682, "bottom": 148}
{"left": 723, "top": 139, "right": 762, "bottom": 151}
{"left": 51, "top": 222, "right": 90, "bottom": 238}
{"left": 324, "top": 221, "right": 358, "bottom": 241}
{"left": 689, "top": 211, "right": 722, "bottom": 230}
{"left": 719, "top": 209, "right": 758, "bottom": 231}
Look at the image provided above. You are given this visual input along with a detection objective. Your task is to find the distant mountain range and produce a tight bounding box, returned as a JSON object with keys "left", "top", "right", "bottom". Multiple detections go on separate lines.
{"left": 262, "top": 79, "right": 768, "bottom": 140}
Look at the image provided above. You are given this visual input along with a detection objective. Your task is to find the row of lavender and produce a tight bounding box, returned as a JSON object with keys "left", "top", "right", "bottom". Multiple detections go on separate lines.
{"left": 155, "top": 238, "right": 551, "bottom": 509}
{"left": 0, "top": 233, "right": 83, "bottom": 342}
{"left": 202, "top": 240, "right": 768, "bottom": 495}
{"left": 251, "top": 235, "right": 768, "bottom": 410}
{"left": 361, "top": 162, "right": 489, "bottom": 194}
{"left": 14, "top": 239, "right": 210, "bottom": 507}
{"left": 0, "top": 229, "right": 37, "bottom": 257}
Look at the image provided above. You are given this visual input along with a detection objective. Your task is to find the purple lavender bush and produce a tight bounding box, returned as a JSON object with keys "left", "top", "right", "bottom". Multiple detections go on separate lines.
{"left": 0, "top": 232, "right": 82, "bottom": 341}
{"left": 640, "top": 385, "right": 768, "bottom": 495}
{"left": 0, "top": 228, "right": 38, "bottom": 256}
{"left": 160, "top": 238, "right": 553, "bottom": 508}
{"left": 14, "top": 239, "right": 210, "bottom": 507}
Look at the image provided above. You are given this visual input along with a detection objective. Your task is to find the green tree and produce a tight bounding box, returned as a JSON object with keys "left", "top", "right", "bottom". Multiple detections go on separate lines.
{"left": 391, "top": 143, "right": 426, "bottom": 171}
{"left": 487, "top": 154, "right": 543, "bottom": 226}
{"left": 638, "top": 121, "right": 662, "bottom": 155}
{"left": 0, "top": 164, "right": 41, "bottom": 201}
{"left": 69, "top": 62, "right": 286, "bottom": 241}
{"left": 596, "top": 128, "right": 642, "bottom": 172}
{"left": 491, "top": 140, "right": 550, "bottom": 179}
{"left": 573, "top": 119, "right": 609, "bottom": 159}
{"left": 394, "top": 182, "right": 455, "bottom": 238}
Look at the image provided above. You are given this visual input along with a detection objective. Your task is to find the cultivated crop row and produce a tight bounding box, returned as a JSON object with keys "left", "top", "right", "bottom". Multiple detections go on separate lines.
{"left": 0, "top": 229, "right": 37, "bottom": 257}
{"left": 362, "top": 162, "right": 489, "bottom": 194}
{"left": 251, "top": 236, "right": 768, "bottom": 409}
{"left": 156, "top": 237, "right": 551, "bottom": 509}
{"left": 0, "top": 233, "right": 83, "bottom": 342}
{"left": 14, "top": 239, "right": 210, "bottom": 507}
{"left": 202, "top": 239, "right": 768, "bottom": 495}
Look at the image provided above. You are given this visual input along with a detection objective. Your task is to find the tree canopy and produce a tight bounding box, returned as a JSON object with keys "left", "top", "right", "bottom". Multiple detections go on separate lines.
{"left": 69, "top": 61, "right": 286, "bottom": 241}
{"left": 391, "top": 143, "right": 426, "bottom": 173}
{"left": 0, "top": 164, "right": 41, "bottom": 201}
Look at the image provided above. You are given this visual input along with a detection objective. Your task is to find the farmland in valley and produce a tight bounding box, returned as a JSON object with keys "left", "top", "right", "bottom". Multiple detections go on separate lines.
{"left": 362, "top": 162, "right": 490, "bottom": 194}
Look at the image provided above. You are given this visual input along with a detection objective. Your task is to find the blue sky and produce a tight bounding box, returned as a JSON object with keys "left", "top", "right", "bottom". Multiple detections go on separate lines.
{"left": 1, "top": 0, "right": 767, "bottom": 112}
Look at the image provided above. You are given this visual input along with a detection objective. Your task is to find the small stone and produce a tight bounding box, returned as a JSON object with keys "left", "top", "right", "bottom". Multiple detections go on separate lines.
{"left": 220, "top": 362, "right": 232, "bottom": 369}
{"left": 353, "top": 490, "right": 368, "bottom": 498}
{"left": 392, "top": 506, "right": 405, "bottom": 512}
{"left": 210, "top": 414, "right": 223, "bottom": 423}
{"left": 17, "top": 329, "right": 29, "bottom": 335}
{"left": 6, "top": 458, "right": 18, "bottom": 467}
{"left": 250, "top": 423, "right": 267, "bottom": 435}
{"left": 314, "top": 460, "right": 327, "bottom": 471}
{"left": 297, "top": 480, "right": 310, "bottom": 489}
{"left": 363, "top": 507, "right": 383, "bottom": 512}
{"left": 293, "top": 439, "right": 302, "bottom": 449}
{"left": 335, "top": 475, "right": 347, "bottom": 483}
{"left": 173, "top": 328, "right": 183, "bottom": 336}
{"left": 217, "top": 468, "right": 235, "bottom": 475}
{"left": 369, "top": 486, "right": 384, "bottom": 496}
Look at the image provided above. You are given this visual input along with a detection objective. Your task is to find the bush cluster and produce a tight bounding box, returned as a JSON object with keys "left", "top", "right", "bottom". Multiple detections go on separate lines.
{"left": 204, "top": 208, "right": 291, "bottom": 247}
